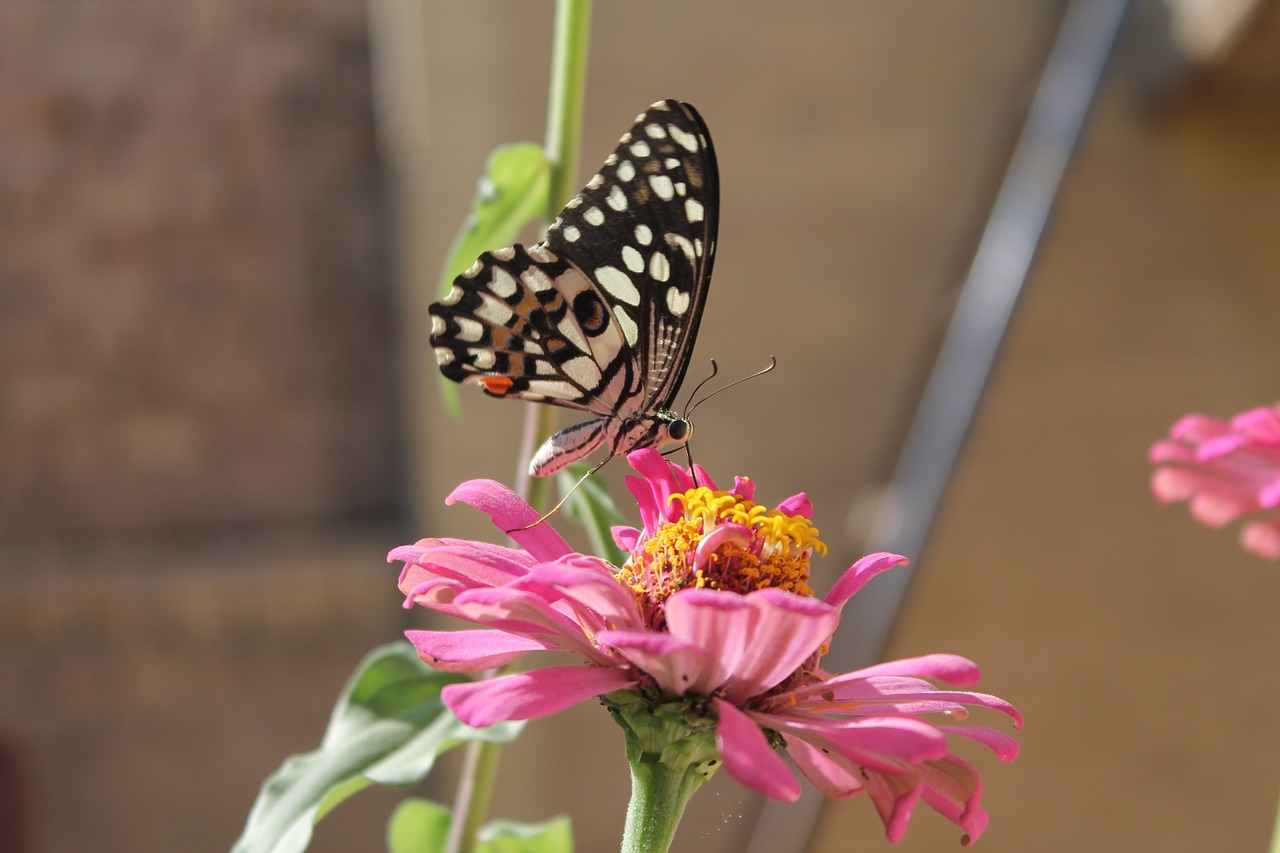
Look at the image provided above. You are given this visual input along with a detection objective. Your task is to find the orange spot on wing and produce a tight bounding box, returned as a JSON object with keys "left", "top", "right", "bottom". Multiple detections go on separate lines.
{"left": 480, "top": 376, "right": 515, "bottom": 395}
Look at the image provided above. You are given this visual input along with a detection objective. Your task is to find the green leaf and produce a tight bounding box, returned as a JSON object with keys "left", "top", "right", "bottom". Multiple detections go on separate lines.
{"left": 386, "top": 800, "right": 573, "bottom": 853}
{"left": 386, "top": 799, "right": 452, "bottom": 853}
{"left": 437, "top": 142, "right": 551, "bottom": 414}
{"left": 233, "top": 642, "right": 524, "bottom": 853}
{"left": 479, "top": 816, "right": 574, "bottom": 853}
{"left": 557, "top": 462, "right": 628, "bottom": 566}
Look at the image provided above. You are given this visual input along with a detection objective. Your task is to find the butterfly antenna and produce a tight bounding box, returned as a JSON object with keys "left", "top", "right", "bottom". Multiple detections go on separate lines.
{"left": 687, "top": 355, "right": 778, "bottom": 418}
{"left": 682, "top": 359, "right": 720, "bottom": 414}
{"left": 505, "top": 455, "right": 613, "bottom": 533}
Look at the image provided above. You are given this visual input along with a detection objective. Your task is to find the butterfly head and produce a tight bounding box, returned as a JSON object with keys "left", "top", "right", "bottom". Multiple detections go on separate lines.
{"left": 661, "top": 415, "right": 692, "bottom": 447}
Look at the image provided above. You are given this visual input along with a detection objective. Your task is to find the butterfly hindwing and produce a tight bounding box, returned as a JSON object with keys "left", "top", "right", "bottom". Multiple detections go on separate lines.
{"left": 429, "top": 99, "right": 718, "bottom": 474}
{"left": 431, "top": 243, "right": 632, "bottom": 416}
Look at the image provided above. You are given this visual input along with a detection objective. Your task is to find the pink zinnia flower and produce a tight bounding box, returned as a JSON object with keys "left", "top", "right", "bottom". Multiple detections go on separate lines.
{"left": 392, "top": 450, "right": 1020, "bottom": 846}
{"left": 1150, "top": 403, "right": 1280, "bottom": 559}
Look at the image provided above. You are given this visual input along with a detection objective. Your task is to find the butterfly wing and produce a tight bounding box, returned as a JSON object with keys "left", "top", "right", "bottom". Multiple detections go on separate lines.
{"left": 429, "top": 100, "right": 718, "bottom": 472}
{"left": 543, "top": 99, "right": 718, "bottom": 414}
{"left": 431, "top": 242, "right": 634, "bottom": 418}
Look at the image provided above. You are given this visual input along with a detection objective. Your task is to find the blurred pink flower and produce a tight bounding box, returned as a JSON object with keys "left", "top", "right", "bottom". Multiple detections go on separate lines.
{"left": 1150, "top": 404, "right": 1280, "bottom": 559}
{"left": 392, "top": 449, "right": 1020, "bottom": 845}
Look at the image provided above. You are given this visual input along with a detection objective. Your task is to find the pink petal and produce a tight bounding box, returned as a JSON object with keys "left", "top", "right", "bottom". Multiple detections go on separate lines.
{"left": 731, "top": 476, "right": 755, "bottom": 501}
{"left": 1169, "top": 413, "right": 1229, "bottom": 442}
{"left": 446, "top": 480, "right": 572, "bottom": 561}
{"left": 627, "top": 449, "right": 683, "bottom": 523}
{"left": 863, "top": 768, "right": 923, "bottom": 844}
{"left": 755, "top": 713, "right": 948, "bottom": 771}
{"left": 512, "top": 559, "right": 643, "bottom": 631}
{"left": 450, "top": 587, "right": 615, "bottom": 665}
{"left": 783, "top": 733, "right": 865, "bottom": 798}
{"left": 405, "top": 629, "right": 549, "bottom": 672}
{"left": 714, "top": 698, "right": 800, "bottom": 801}
{"left": 824, "top": 552, "right": 909, "bottom": 609}
{"left": 776, "top": 492, "right": 813, "bottom": 519}
{"left": 917, "top": 754, "right": 989, "bottom": 845}
{"left": 834, "top": 653, "right": 982, "bottom": 686}
{"left": 443, "top": 665, "right": 636, "bottom": 727}
{"left": 393, "top": 540, "right": 537, "bottom": 596}
{"left": 597, "top": 629, "right": 708, "bottom": 696}
{"left": 667, "top": 588, "right": 836, "bottom": 701}
{"left": 1242, "top": 516, "right": 1280, "bottom": 559}
{"left": 612, "top": 525, "right": 641, "bottom": 552}
{"left": 800, "top": 675, "right": 1023, "bottom": 727}
{"left": 939, "top": 726, "right": 1021, "bottom": 762}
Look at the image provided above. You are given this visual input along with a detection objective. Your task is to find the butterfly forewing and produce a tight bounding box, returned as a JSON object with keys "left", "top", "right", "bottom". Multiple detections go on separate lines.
{"left": 429, "top": 99, "right": 718, "bottom": 475}
{"left": 544, "top": 100, "right": 718, "bottom": 411}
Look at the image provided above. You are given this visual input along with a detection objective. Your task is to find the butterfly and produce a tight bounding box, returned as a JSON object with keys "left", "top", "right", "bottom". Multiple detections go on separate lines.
{"left": 429, "top": 99, "right": 718, "bottom": 478}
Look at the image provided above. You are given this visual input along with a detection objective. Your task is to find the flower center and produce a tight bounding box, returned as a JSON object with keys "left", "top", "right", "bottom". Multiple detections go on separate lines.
{"left": 616, "top": 485, "right": 826, "bottom": 630}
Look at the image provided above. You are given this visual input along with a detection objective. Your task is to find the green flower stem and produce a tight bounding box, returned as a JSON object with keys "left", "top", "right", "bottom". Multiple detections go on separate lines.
{"left": 621, "top": 757, "right": 705, "bottom": 853}
{"left": 1270, "top": 787, "right": 1280, "bottom": 853}
{"left": 521, "top": 0, "right": 591, "bottom": 515}
{"left": 448, "top": 4, "right": 593, "bottom": 852}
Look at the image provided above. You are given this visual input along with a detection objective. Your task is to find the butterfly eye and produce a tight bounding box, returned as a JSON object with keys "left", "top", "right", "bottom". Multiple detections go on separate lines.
{"left": 667, "top": 419, "right": 692, "bottom": 443}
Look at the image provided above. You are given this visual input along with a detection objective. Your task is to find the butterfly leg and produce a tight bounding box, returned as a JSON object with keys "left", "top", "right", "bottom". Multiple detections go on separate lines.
{"left": 504, "top": 452, "right": 616, "bottom": 534}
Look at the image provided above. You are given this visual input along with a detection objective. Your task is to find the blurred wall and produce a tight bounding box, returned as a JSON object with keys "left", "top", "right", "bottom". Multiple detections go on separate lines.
{"left": 2, "top": 2, "right": 1279, "bottom": 853}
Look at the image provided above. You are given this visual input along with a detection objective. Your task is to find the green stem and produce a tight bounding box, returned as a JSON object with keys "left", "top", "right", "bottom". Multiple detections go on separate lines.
{"left": 522, "top": 0, "right": 591, "bottom": 515}
{"left": 447, "top": 4, "right": 593, "bottom": 853}
{"left": 1269, "top": 787, "right": 1280, "bottom": 853}
{"left": 621, "top": 757, "right": 704, "bottom": 853}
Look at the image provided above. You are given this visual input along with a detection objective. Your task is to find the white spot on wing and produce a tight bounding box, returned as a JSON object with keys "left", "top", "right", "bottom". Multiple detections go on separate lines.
{"left": 634, "top": 224, "right": 653, "bottom": 246}
{"left": 455, "top": 317, "right": 484, "bottom": 342}
{"left": 622, "top": 245, "right": 644, "bottom": 273}
{"left": 469, "top": 349, "right": 496, "bottom": 369}
{"left": 685, "top": 198, "right": 704, "bottom": 223}
{"left": 645, "top": 123, "right": 667, "bottom": 139}
{"left": 460, "top": 260, "right": 482, "bottom": 279}
{"left": 649, "top": 252, "right": 670, "bottom": 282}
{"left": 475, "top": 299, "right": 514, "bottom": 326}
{"left": 606, "top": 185, "right": 627, "bottom": 212}
{"left": 563, "top": 356, "right": 602, "bottom": 386}
{"left": 435, "top": 347, "right": 454, "bottom": 365}
{"left": 617, "top": 160, "right": 635, "bottom": 182}
{"left": 528, "top": 244, "right": 554, "bottom": 263}
{"left": 669, "top": 124, "right": 699, "bottom": 152}
{"left": 584, "top": 207, "right": 605, "bottom": 226}
{"left": 558, "top": 318, "right": 590, "bottom": 353}
{"left": 489, "top": 267, "right": 518, "bottom": 298}
{"left": 441, "top": 285, "right": 464, "bottom": 305}
{"left": 431, "top": 315, "right": 446, "bottom": 336}
{"left": 675, "top": 182, "right": 687, "bottom": 197}
{"left": 664, "top": 158, "right": 680, "bottom": 170}
{"left": 616, "top": 309, "right": 639, "bottom": 346}
{"left": 630, "top": 140, "right": 651, "bottom": 157}
{"left": 566, "top": 197, "right": 583, "bottom": 208}
{"left": 522, "top": 266, "right": 554, "bottom": 292}
{"left": 595, "top": 266, "right": 640, "bottom": 305}
{"left": 492, "top": 246, "right": 516, "bottom": 261}
{"left": 667, "top": 234, "right": 695, "bottom": 263}
{"left": 666, "top": 287, "right": 691, "bottom": 317}
{"left": 563, "top": 225, "right": 581, "bottom": 242}
{"left": 649, "top": 175, "right": 675, "bottom": 201}
{"left": 604, "top": 153, "right": 618, "bottom": 166}
{"left": 586, "top": 173, "right": 604, "bottom": 190}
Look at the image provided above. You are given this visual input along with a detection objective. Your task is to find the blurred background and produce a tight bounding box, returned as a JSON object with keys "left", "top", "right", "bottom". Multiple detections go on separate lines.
{"left": 2, "top": 1, "right": 1279, "bottom": 851}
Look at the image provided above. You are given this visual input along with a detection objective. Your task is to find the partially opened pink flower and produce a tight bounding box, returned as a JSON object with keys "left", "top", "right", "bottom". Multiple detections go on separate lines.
{"left": 392, "top": 450, "right": 1020, "bottom": 846}
{"left": 1150, "top": 403, "right": 1280, "bottom": 559}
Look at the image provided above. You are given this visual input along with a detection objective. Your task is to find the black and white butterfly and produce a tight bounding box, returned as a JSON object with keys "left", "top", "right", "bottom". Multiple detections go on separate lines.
{"left": 430, "top": 99, "right": 718, "bottom": 477}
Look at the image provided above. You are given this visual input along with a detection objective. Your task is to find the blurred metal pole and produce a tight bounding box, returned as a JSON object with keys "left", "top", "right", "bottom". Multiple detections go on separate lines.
{"left": 743, "top": 0, "right": 1128, "bottom": 850}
